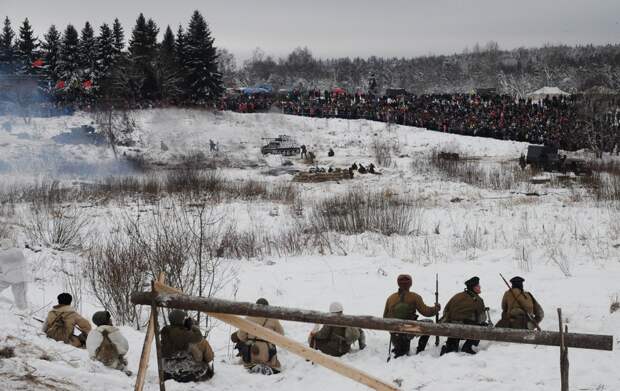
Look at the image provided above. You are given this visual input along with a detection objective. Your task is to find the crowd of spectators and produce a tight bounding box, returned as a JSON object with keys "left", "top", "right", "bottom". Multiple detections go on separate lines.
{"left": 219, "top": 90, "right": 620, "bottom": 152}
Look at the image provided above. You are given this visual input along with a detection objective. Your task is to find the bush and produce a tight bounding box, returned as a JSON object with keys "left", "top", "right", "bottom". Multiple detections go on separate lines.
{"left": 25, "top": 202, "right": 89, "bottom": 251}
{"left": 311, "top": 190, "right": 420, "bottom": 236}
{"left": 429, "top": 150, "right": 532, "bottom": 190}
{"left": 372, "top": 139, "right": 393, "bottom": 167}
{"left": 87, "top": 236, "right": 149, "bottom": 327}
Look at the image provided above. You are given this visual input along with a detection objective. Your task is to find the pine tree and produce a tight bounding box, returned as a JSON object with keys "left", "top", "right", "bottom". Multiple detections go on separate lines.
{"left": 174, "top": 25, "right": 186, "bottom": 68}
{"left": 160, "top": 26, "right": 175, "bottom": 59}
{"left": 96, "top": 23, "right": 115, "bottom": 84}
{"left": 0, "top": 16, "right": 16, "bottom": 74}
{"left": 174, "top": 25, "right": 188, "bottom": 99}
{"left": 128, "top": 13, "right": 160, "bottom": 100}
{"left": 57, "top": 24, "right": 81, "bottom": 99}
{"left": 156, "top": 25, "right": 181, "bottom": 102}
{"left": 16, "top": 18, "right": 38, "bottom": 72}
{"left": 78, "top": 22, "right": 96, "bottom": 77}
{"left": 183, "top": 10, "right": 223, "bottom": 103}
{"left": 129, "top": 13, "right": 156, "bottom": 63}
{"left": 41, "top": 25, "right": 61, "bottom": 82}
{"left": 112, "top": 18, "right": 124, "bottom": 56}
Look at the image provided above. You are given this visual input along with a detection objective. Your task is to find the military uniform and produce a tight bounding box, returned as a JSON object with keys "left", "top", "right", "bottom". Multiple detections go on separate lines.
{"left": 383, "top": 274, "right": 439, "bottom": 357}
{"left": 497, "top": 277, "right": 544, "bottom": 330}
{"left": 160, "top": 310, "right": 214, "bottom": 382}
{"left": 309, "top": 325, "right": 361, "bottom": 357}
{"left": 237, "top": 316, "right": 284, "bottom": 372}
{"left": 441, "top": 277, "right": 487, "bottom": 355}
{"left": 43, "top": 304, "right": 92, "bottom": 348}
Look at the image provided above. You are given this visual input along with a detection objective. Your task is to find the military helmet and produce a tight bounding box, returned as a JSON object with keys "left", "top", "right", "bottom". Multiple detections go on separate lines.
{"left": 168, "top": 309, "right": 187, "bottom": 326}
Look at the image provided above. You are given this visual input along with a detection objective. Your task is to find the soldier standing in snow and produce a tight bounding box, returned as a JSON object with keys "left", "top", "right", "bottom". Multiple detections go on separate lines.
{"left": 86, "top": 311, "right": 131, "bottom": 374}
{"left": 43, "top": 293, "right": 92, "bottom": 348}
{"left": 309, "top": 302, "right": 365, "bottom": 357}
{"left": 383, "top": 274, "right": 440, "bottom": 357}
{"left": 440, "top": 276, "right": 487, "bottom": 355}
{"left": 0, "top": 238, "right": 30, "bottom": 310}
{"left": 300, "top": 145, "right": 307, "bottom": 159}
{"left": 496, "top": 276, "right": 544, "bottom": 330}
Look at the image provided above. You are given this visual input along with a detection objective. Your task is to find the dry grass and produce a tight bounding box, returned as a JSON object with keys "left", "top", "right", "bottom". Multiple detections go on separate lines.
{"left": 427, "top": 151, "right": 533, "bottom": 191}
{"left": 311, "top": 189, "right": 421, "bottom": 236}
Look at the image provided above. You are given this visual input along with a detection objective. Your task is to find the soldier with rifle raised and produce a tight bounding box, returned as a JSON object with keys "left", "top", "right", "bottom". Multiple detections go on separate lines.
{"left": 496, "top": 275, "right": 544, "bottom": 330}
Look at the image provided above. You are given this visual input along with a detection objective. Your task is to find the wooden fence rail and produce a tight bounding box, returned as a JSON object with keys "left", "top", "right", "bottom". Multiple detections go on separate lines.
{"left": 131, "top": 291, "right": 613, "bottom": 351}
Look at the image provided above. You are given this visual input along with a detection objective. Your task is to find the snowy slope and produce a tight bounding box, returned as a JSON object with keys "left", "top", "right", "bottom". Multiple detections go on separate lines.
{"left": 0, "top": 109, "right": 618, "bottom": 391}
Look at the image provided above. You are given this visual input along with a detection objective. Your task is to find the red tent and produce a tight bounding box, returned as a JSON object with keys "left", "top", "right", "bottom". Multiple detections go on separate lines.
{"left": 55, "top": 80, "right": 65, "bottom": 89}
{"left": 32, "top": 58, "right": 44, "bottom": 68}
{"left": 83, "top": 80, "right": 93, "bottom": 89}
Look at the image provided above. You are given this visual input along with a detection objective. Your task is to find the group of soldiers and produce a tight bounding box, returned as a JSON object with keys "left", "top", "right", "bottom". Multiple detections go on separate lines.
{"left": 38, "top": 273, "right": 543, "bottom": 383}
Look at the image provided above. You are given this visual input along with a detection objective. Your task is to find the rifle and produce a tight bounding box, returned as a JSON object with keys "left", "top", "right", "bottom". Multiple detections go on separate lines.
{"left": 485, "top": 307, "right": 494, "bottom": 327}
{"left": 33, "top": 316, "right": 81, "bottom": 338}
{"left": 499, "top": 273, "right": 542, "bottom": 331}
{"left": 387, "top": 335, "right": 392, "bottom": 362}
{"left": 434, "top": 273, "right": 439, "bottom": 346}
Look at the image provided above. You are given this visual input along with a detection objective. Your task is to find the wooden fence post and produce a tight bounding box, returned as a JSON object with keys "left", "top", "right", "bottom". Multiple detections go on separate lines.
{"left": 558, "top": 308, "right": 569, "bottom": 391}
{"left": 134, "top": 273, "right": 165, "bottom": 391}
{"left": 151, "top": 299, "right": 166, "bottom": 391}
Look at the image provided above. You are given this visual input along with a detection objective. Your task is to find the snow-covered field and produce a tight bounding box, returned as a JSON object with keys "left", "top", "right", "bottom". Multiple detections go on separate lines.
{"left": 0, "top": 109, "right": 618, "bottom": 390}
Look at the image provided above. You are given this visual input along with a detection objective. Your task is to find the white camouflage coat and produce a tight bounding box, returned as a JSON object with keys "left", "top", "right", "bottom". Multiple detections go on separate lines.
{"left": 86, "top": 325, "right": 130, "bottom": 359}
{"left": 0, "top": 248, "right": 31, "bottom": 284}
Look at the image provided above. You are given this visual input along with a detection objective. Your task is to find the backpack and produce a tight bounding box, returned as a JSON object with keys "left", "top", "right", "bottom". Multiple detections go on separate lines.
{"left": 95, "top": 329, "right": 120, "bottom": 367}
{"left": 392, "top": 293, "right": 413, "bottom": 320}
{"left": 46, "top": 312, "right": 71, "bottom": 343}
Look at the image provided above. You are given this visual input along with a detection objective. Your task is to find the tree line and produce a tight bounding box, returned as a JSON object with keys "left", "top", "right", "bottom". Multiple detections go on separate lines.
{"left": 0, "top": 11, "right": 223, "bottom": 107}
{"left": 235, "top": 43, "right": 620, "bottom": 96}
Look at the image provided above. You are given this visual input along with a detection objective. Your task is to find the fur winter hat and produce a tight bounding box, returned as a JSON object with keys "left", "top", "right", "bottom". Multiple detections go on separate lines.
{"left": 397, "top": 274, "right": 412, "bottom": 290}
{"left": 465, "top": 276, "right": 480, "bottom": 290}
{"left": 57, "top": 292, "right": 73, "bottom": 306}
{"left": 329, "top": 302, "right": 343, "bottom": 313}
{"left": 92, "top": 311, "right": 112, "bottom": 327}
{"left": 510, "top": 276, "right": 525, "bottom": 289}
{"left": 168, "top": 310, "right": 187, "bottom": 326}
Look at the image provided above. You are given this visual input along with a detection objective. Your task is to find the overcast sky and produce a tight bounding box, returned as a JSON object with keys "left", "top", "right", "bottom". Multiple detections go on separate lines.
{"left": 3, "top": 0, "right": 620, "bottom": 62}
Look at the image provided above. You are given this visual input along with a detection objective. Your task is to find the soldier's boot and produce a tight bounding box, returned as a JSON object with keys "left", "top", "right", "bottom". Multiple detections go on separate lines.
{"left": 391, "top": 334, "right": 411, "bottom": 358}
{"left": 461, "top": 340, "right": 478, "bottom": 355}
{"left": 415, "top": 335, "right": 430, "bottom": 354}
{"left": 441, "top": 338, "right": 460, "bottom": 356}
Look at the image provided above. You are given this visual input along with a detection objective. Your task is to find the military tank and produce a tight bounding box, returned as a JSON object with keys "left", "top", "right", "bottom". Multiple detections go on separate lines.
{"left": 524, "top": 145, "right": 591, "bottom": 176}
{"left": 260, "top": 135, "right": 301, "bottom": 156}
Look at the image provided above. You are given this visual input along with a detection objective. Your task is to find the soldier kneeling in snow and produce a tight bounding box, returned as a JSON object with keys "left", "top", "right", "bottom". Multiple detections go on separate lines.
{"left": 0, "top": 238, "right": 30, "bottom": 310}
{"left": 86, "top": 311, "right": 131, "bottom": 375}
{"left": 234, "top": 298, "right": 284, "bottom": 375}
{"left": 309, "top": 302, "right": 365, "bottom": 357}
{"left": 161, "top": 310, "right": 215, "bottom": 382}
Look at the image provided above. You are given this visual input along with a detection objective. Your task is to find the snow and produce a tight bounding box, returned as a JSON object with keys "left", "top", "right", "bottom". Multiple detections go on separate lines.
{"left": 0, "top": 109, "right": 618, "bottom": 390}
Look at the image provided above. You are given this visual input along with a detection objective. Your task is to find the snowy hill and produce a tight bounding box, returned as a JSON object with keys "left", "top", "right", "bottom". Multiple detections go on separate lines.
{"left": 0, "top": 109, "right": 618, "bottom": 390}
